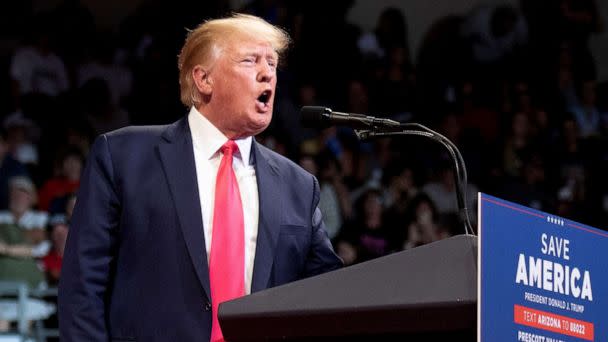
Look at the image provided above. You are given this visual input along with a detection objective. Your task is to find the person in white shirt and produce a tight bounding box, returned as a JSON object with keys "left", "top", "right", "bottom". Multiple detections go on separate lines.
{"left": 10, "top": 26, "right": 69, "bottom": 98}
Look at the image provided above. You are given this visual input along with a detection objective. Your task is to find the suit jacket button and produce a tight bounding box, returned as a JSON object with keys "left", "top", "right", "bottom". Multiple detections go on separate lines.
{"left": 204, "top": 302, "right": 212, "bottom": 311}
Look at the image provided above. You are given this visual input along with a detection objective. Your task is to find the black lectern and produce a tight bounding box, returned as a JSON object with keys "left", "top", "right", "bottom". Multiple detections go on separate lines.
{"left": 219, "top": 234, "right": 478, "bottom": 341}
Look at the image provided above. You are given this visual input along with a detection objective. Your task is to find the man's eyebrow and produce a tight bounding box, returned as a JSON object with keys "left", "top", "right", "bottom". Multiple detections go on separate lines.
{"left": 266, "top": 51, "right": 279, "bottom": 59}
{"left": 237, "top": 50, "right": 257, "bottom": 57}
{"left": 234, "top": 48, "right": 277, "bottom": 61}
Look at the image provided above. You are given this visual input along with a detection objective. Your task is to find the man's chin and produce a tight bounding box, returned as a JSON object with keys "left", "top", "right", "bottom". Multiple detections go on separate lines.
{"left": 248, "top": 122, "right": 271, "bottom": 136}
{"left": 234, "top": 119, "right": 272, "bottom": 138}
{"left": 251, "top": 113, "right": 273, "bottom": 132}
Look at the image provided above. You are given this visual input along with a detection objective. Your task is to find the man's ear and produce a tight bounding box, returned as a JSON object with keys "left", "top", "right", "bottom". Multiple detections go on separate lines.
{"left": 192, "top": 65, "right": 213, "bottom": 96}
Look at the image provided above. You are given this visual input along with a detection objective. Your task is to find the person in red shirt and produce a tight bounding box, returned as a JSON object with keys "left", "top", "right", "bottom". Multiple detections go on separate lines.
{"left": 38, "top": 148, "right": 82, "bottom": 211}
{"left": 42, "top": 194, "right": 75, "bottom": 285}
{"left": 42, "top": 223, "right": 67, "bottom": 285}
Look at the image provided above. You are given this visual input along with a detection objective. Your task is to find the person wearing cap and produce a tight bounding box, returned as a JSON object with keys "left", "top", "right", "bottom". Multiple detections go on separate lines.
{"left": 59, "top": 14, "right": 342, "bottom": 342}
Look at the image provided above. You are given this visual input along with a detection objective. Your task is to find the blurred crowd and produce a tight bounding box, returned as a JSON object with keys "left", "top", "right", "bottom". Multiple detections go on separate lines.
{"left": 0, "top": 0, "right": 606, "bottom": 336}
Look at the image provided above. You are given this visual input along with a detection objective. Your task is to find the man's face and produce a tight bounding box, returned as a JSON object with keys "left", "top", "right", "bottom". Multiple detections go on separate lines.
{"left": 207, "top": 36, "right": 278, "bottom": 138}
{"left": 9, "top": 187, "right": 33, "bottom": 214}
{"left": 63, "top": 155, "right": 83, "bottom": 181}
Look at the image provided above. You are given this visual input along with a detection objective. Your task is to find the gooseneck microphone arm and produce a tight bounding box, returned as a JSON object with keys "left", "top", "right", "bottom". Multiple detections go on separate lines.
{"left": 356, "top": 125, "right": 475, "bottom": 236}
{"left": 300, "top": 106, "right": 475, "bottom": 236}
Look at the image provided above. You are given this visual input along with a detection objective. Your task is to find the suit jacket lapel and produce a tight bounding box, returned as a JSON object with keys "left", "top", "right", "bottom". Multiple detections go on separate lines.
{"left": 251, "top": 141, "right": 282, "bottom": 292}
{"left": 157, "top": 117, "right": 211, "bottom": 299}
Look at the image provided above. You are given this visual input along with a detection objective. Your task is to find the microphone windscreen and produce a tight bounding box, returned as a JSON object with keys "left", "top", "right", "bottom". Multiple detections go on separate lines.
{"left": 300, "top": 106, "right": 332, "bottom": 128}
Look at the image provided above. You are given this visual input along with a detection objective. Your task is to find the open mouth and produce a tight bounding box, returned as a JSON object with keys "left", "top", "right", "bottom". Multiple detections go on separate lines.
{"left": 257, "top": 90, "right": 272, "bottom": 105}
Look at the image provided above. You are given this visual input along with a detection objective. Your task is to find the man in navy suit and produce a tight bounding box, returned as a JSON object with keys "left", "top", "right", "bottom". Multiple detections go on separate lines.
{"left": 58, "top": 14, "right": 342, "bottom": 342}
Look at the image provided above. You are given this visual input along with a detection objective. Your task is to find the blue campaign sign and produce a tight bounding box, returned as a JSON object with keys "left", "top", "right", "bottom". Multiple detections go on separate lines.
{"left": 478, "top": 193, "right": 607, "bottom": 342}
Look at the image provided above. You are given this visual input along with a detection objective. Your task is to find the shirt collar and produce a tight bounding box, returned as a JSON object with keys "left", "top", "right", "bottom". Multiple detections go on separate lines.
{"left": 188, "top": 106, "right": 253, "bottom": 166}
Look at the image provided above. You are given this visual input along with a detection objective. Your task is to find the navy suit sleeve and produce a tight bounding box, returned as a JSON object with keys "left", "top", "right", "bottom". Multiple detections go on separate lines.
{"left": 59, "top": 135, "right": 120, "bottom": 342}
{"left": 303, "top": 176, "right": 343, "bottom": 277}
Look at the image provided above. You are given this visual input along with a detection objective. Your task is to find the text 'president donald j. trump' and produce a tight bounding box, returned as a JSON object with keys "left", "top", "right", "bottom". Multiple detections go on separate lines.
{"left": 58, "top": 13, "right": 342, "bottom": 342}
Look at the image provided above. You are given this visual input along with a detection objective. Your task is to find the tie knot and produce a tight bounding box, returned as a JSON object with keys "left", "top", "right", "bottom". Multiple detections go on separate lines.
{"left": 220, "top": 140, "right": 239, "bottom": 156}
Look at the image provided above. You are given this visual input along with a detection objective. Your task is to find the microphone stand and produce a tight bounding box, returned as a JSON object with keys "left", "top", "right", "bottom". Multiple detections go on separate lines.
{"left": 354, "top": 124, "right": 476, "bottom": 236}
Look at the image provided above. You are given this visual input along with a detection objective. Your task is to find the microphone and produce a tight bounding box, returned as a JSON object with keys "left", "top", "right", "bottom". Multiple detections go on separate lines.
{"left": 301, "top": 106, "right": 401, "bottom": 129}
{"left": 300, "top": 105, "right": 476, "bottom": 235}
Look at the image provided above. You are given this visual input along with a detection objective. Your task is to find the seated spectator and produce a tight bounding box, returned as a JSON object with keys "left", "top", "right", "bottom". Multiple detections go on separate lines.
{"left": 568, "top": 78, "right": 602, "bottom": 138}
{"left": 335, "top": 189, "right": 391, "bottom": 265}
{"left": 422, "top": 162, "right": 478, "bottom": 217}
{"left": 77, "top": 32, "right": 133, "bottom": 106}
{"left": 382, "top": 161, "right": 418, "bottom": 210}
{"left": 357, "top": 7, "right": 410, "bottom": 60}
{"left": 0, "top": 177, "right": 49, "bottom": 252}
{"left": 47, "top": 193, "right": 76, "bottom": 229}
{"left": 317, "top": 151, "right": 352, "bottom": 240}
{"left": 9, "top": 13, "right": 69, "bottom": 99}
{"left": 0, "top": 177, "right": 54, "bottom": 332}
{"left": 43, "top": 194, "right": 75, "bottom": 285}
{"left": 3, "top": 111, "right": 40, "bottom": 166}
{"left": 0, "top": 132, "right": 29, "bottom": 209}
{"left": 383, "top": 162, "right": 420, "bottom": 237}
{"left": 403, "top": 194, "right": 446, "bottom": 249}
{"left": 37, "top": 147, "right": 83, "bottom": 211}
{"left": 461, "top": 5, "right": 527, "bottom": 64}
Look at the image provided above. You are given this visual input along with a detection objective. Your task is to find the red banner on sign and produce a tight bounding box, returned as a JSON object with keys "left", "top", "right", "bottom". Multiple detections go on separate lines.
{"left": 514, "top": 304, "right": 594, "bottom": 341}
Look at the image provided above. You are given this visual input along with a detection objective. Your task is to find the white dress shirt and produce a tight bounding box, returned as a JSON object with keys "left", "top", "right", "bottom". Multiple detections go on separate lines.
{"left": 188, "top": 107, "right": 259, "bottom": 294}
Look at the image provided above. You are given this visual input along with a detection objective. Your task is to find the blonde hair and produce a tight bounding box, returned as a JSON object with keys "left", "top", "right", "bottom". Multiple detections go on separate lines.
{"left": 177, "top": 13, "right": 290, "bottom": 107}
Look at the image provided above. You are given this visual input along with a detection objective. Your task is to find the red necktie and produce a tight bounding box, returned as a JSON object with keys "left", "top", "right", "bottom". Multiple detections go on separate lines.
{"left": 209, "top": 141, "right": 245, "bottom": 342}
